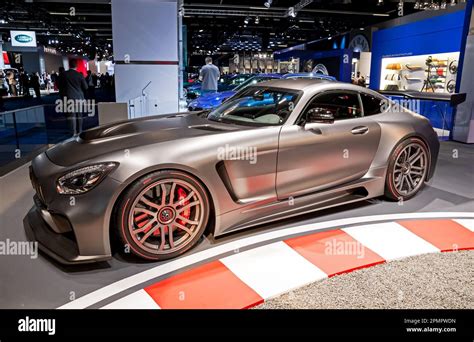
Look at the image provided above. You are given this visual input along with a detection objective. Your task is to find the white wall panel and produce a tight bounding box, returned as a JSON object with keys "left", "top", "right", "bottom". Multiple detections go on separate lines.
{"left": 112, "top": 0, "right": 179, "bottom": 115}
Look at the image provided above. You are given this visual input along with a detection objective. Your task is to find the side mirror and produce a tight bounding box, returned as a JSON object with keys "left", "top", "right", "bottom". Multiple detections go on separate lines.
{"left": 306, "top": 107, "right": 334, "bottom": 124}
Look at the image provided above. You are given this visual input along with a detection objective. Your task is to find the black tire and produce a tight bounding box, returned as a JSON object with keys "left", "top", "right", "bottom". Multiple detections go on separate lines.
{"left": 115, "top": 170, "right": 210, "bottom": 261}
{"left": 385, "top": 137, "right": 430, "bottom": 201}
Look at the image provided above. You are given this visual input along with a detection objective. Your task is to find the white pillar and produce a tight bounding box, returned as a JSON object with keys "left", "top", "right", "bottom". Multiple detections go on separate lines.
{"left": 112, "top": 0, "right": 179, "bottom": 117}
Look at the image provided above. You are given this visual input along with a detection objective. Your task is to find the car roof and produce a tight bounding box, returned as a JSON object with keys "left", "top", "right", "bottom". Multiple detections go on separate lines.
{"left": 255, "top": 78, "right": 335, "bottom": 91}
{"left": 283, "top": 73, "right": 337, "bottom": 81}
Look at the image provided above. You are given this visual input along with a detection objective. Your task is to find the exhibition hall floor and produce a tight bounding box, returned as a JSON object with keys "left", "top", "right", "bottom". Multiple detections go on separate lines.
{"left": 0, "top": 141, "right": 472, "bottom": 309}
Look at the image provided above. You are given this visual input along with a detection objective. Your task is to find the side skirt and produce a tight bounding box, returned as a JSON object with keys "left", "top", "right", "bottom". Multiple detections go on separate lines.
{"left": 215, "top": 175, "right": 386, "bottom": 237}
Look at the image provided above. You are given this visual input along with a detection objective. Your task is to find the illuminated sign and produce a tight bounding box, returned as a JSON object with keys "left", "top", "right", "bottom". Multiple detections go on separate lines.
{"left": 10, "top": 31, "right": 37, "bottom": 47}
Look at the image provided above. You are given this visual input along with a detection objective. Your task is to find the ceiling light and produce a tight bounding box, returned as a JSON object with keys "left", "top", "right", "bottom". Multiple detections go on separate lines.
{"left": 244, "top": 16, "right": 250, "bottom": 24}
{"left": 377, "top": 0, "right": 384, "bottom": 6}
{"left": 255, "top": 16, "right": 260, "bottom": 24}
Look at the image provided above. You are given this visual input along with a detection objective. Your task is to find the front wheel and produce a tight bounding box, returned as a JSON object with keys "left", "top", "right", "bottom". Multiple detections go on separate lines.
{"left": 385, "top": 138, "right": 429, "bottom": 201}
{"left": 116, "top": 170, "right": 210, "bottom": 261}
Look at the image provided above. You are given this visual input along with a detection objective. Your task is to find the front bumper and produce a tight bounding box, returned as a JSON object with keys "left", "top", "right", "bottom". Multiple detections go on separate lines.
{"left": 25, "top": 203, "right": 111, "bottom": 265}
{"left": 25, "top": 153, "right": 122, "bottom": 264}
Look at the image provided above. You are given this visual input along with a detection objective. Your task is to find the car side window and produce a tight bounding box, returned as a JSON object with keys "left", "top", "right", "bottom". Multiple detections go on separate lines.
{"left": 306, "top": 92, "right": 362, "bottom": 120}
{"left": 360, "top": 93, "right": 385, "bottom": 116}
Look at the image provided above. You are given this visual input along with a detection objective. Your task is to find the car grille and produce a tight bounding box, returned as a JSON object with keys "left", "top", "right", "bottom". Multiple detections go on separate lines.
{"left": 29, "top": 166, "right": 45, "bottom": 205}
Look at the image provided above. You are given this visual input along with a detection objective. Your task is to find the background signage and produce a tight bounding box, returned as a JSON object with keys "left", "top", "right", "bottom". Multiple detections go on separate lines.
{"left": 10, "top": 30, "right": 37, "bottom": 47}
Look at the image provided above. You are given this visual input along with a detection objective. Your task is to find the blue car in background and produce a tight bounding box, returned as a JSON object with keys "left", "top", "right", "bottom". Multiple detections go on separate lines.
{"left": 188, "top": 73, "right": 282, "bottom": 111}
{"left": 185, "top": 73, "right": 253, "bottom": 100}
{"left": 188, "top": 73, "right": 336, "bottom": 111}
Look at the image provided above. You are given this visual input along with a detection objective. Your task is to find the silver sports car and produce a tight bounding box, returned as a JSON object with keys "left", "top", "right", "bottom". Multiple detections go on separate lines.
{"left": 26, "top": 79, "right": 439, "bottom": 264}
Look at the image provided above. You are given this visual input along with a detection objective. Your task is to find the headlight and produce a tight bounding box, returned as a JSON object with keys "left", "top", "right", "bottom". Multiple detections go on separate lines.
{"left": 56, "top": 162, "right": 118, "bottom": 195}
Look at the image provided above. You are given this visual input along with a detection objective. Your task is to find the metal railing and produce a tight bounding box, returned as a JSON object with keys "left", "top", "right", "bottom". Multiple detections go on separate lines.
{"left": 0, "top": 104, "right": 99, "bottom": 171}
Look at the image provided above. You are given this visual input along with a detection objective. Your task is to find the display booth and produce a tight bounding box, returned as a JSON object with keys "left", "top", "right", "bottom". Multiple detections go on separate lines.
{"left": 379, "top": 52, "right": 459, "bottom": 94}
{"left": 274, "top": 48, "right": 353, "bottom": 82}
{"left": 370, "top": 8, "right": 468, "bottom": 138}
{"left": 41, "top": 46, "right": 64, "bottom": 74}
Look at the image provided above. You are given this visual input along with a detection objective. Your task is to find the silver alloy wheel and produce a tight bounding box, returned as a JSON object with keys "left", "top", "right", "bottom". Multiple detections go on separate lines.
{"left": 128, "top": 178, "right": 204, "bottom": 255}
{"left": 392, "top": 142, "right": 428, "bottom": 197}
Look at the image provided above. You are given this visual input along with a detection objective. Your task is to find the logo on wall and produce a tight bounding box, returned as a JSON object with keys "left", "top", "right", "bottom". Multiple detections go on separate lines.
{"left": 44, "top": 46, "right": 59, "bottom": 55}
{"left": 15, "top": 35, "right": 33, "bottom": 43}
{"left": 312, "top": 63, "right": 329, "bottom": 75}
{"left": 10, "top": 30, "right": 37, "bottom": 47}
{"left": 349, "top": 34, "right": 370, "bottom": 53}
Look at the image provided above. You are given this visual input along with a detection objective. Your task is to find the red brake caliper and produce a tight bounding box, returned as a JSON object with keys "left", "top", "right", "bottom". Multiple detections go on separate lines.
{"left": 134, "top": 213, "right": 149, "bottom": 228}
{"left": 135, "top": 187, "right": 190, "bottom": 237}
{"left": 177, "top": 187, "right": 190, "bottom": 225}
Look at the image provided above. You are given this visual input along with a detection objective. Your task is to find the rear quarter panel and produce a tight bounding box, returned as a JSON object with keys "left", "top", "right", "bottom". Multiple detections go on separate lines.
{"left": 371, "top": 110, "right": 439, "bottom": 180}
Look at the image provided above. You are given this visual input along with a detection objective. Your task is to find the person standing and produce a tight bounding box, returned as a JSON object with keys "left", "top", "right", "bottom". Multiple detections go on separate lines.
{"left": 357, "top": 75, "right": 366, "bottom": 87}
{"left": 85, "top": 70, "right": 96, "bottom": 99}
{"left": 57, "top": 67, "right": 66, "bottom": 98}
{"left": 30, "top": 72, "right": 41, "bottom": 99}
{"left": 45, "top": 73, "right": 52, "bottom": 92}
{"left": 50, "top": 71, "right": 57, "bottom": 91}
{"left": 199, "top": 56, "right": 220, "bottom": 95}
{"left": 64, "top": 59, "right": 88, "bottom": 135}
{"left": 19, "top": 71, "right": 30, "bottom": 96}
{"left": 7, "top": 72, "right": 17, "bottom": 97}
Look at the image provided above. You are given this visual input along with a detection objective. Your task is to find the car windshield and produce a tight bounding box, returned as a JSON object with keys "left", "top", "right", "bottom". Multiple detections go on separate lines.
{"left": 233, "top": 76, "right": 279, "bottom": 92}
{"left": 207, "top": 86, "right": 301, "bottom": 126}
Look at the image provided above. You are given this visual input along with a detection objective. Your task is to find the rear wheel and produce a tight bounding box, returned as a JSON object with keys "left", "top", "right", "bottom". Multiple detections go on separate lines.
{"left": 116, "top": 170, "right": 210, "bottom": 261}
{"left": 385, "top": 138, "right": 429, "bottom": 201}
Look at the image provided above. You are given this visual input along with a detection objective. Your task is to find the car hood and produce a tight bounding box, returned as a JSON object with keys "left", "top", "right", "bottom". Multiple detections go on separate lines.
{"left": 190, "top": 90, "right": 236, "bottom": 109}
{"left": 46, "top": 112, "right": 244, "bottom": 167}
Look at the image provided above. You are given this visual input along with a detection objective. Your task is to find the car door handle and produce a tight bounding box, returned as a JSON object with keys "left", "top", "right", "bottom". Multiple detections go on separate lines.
{"left": 351, "top": 126, "right": 369, "bottom": 135}
{"left": 307, "top": 127, "right": 323, "bottom": 135}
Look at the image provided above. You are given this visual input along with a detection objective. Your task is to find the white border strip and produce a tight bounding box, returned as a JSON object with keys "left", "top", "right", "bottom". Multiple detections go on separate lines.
{"left": 58, "top": 212, "right": 474, "bottom": 309}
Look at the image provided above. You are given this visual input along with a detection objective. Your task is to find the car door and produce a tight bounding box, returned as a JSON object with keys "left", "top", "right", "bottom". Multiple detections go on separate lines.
{"left": 276, "top": 90, "right": 382, "bottom": 200}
